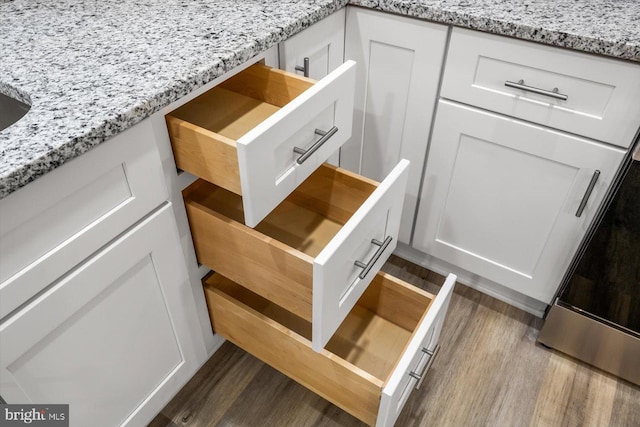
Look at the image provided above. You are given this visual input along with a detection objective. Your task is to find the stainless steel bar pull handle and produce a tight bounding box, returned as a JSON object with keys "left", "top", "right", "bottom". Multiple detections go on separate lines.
{"left": 505, "top": 79, "right": 568, "bottom": 101}
{"left": 409, "top": 345, "right": 441, "bottom": 390}
{"left": 576, "top": 170, "right": 600, "bottom": 217}
{"left": 293, "top": 126, "right": 338, "bottom": 165}
{"left": 354, "top": 235, "right": 393, "bottom": 280}
{"left": 295, "top": 57, "right": 310, "bottom": 77}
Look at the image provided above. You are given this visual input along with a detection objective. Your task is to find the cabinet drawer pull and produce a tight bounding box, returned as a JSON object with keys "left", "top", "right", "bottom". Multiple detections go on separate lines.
{"left": 505, "top": 79, "right": 568, "bottom": 101}
{"left": 409, "top": 345, "right": 440, "bottom": 390}
{"left": 293, "top": 126, "right": 339, "bottom": 165}
{"left": 354, "top": 235, "right": 393, "bottom": 280}
{"left": 575, "top": 170, "right": 600, "bottom": 217}
{"left": 295, "top": 57, "right": 310, "bottom": 77}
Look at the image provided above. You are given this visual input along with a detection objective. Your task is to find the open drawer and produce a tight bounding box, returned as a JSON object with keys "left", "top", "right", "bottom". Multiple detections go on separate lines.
{"left": 184, "top": 161, "right": 409, "bottom": 351}
{"left": 166, "top": 61, "right": 356, "bottom": 227}
{"left": 203, "top": 271, "right": 456, "bottom": 426}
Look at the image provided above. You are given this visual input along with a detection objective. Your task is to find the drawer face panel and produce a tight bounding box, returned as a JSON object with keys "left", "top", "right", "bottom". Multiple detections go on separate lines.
{"left": 167, "top": 61, "right": 356, "bottom": 227}
{"left": 378, "top": 274, "right": 455, "bottom": 427}
{"left": 0, "top": 121, "right": 166, "bottom": 319}
{"left": 313, "top": 160, "right": 409, "bottom": 351}
{"left": 441, "top": 28, "right": 640, "bottom": 146}
{"left": 184, "top": 161, "right": 409, "bottom": 351}
{"left": 203, "top": 271, "right": 455, "bottom": 427}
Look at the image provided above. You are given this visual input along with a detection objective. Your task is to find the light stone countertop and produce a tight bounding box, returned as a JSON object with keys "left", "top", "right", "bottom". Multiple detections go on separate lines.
{"left": 1, "top": 0, "right": 639, "bottom": 198}
{"left": 351, "top": 0, "right": 640, "bottom": 61}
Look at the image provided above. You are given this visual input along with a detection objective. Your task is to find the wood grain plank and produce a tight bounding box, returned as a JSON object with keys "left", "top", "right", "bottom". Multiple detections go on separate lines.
{"left": 150, "top": 344, "right": 262, "bottom": 427}
{"left": 166, "top": 115, "right": 242, "bottom": 195}
{"left": 608, "top": 378, "right": 640, "bottom": 427}
{"left": 219, "top": 63, "right": 315, "bottom": 107}
{"left": 185, "top": 183, "right": 315, "bottom": 321}
{"left": 289, "top": 164, "right": 377, "bottom": 224}
{"left": 357, "top": 270, "right": 434, "bottom": 331}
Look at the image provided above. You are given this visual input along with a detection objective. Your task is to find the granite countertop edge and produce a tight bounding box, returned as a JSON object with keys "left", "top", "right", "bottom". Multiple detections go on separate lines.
{"left": 1, "top": 0, "right": 639, "bottom": 199}
{"left": 351, "top": 1, "right": 640, "bottom": 62}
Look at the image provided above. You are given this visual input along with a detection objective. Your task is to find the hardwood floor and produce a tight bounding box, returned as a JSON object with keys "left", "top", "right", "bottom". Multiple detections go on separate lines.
{"left": 150, "top": 256, "right": 640, "bottom": 427}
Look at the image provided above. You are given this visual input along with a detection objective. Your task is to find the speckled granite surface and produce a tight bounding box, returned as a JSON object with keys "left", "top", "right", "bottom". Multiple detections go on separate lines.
{"left": 1, "top": 0, "right": 639, "bottom": 199}
{"left": 0, "top": 0, "right": 347, "bottom": 198}
{"left": 350, "top": 0, "right": 640, "bottom": 61}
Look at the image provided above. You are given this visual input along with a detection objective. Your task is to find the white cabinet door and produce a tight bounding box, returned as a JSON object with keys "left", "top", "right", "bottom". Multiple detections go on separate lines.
{"left": 413, "top": 100, "right": 625, "bottom": 303}
{"left": 0, "top": 204, "right": 206, "bottom": 427}
{"left": 279, "top": 8, "right": 345, "bottom": 80}
{"left": 342, "top": 7, "right": 448, "bottom": 244}
{"left": 279, "top": 8, "right": 345, "bottom": 165}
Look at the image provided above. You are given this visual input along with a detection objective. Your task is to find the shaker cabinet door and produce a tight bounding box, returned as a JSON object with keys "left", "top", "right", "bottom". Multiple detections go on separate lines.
{"left": 343, "top": 7, "right": 448, "bottom": 243}
{"left": 279, "top": 8, "right": 346, "bottom": 166}
{"left": 413, "top": 100, "right": 625, "bottom": 303}
{"left": 0, "top": 204, "right": 206, "bottom": 427}
{"left": 278, "top": 7, "right": 345, "bottom": 81}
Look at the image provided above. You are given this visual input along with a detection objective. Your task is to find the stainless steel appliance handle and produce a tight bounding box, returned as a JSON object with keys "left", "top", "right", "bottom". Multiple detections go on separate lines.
{"left": 295, "top": 57, "right": 310, "bottom": 77}
{"left": 293, "top": 126, "right": 338, "bottom": 165}
{"left": 409, "top": 345, "right": 441, "bottom": 390}
{"left": 354, "top": 236, "right": 393, "bottom": 280}
{"left": 633, "top": 143, "right": 640, "bottom": 161}
{"left": 505, "top": 79, "right": 568, "bottom": 101}
{"left": 576, "top": 170, "right": 601, "bottom": 217}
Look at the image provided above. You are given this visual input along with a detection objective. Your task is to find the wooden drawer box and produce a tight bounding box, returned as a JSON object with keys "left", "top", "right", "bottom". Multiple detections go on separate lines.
{"left": 441, "top": 28, "right": 640, "bottom": 147}
{"left": 166, "top": 61, "right": 356, "bottom": 227}
{"left": 184, "top": 161, "right": 409, "bottom": 351}
{"left": 203, "top": 271, "right": 456, "bottom": 427}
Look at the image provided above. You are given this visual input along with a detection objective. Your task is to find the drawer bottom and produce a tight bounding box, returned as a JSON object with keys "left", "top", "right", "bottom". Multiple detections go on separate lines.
{"left": 203, "top": 271, "right": 454, "bottom": 426}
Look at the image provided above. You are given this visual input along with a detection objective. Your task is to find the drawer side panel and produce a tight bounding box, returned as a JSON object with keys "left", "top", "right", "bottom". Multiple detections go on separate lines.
{"left": 204, "top": 280, "right": 381, "bottom": 426}
{"left": 166, "top": 115, "right": 242, "bottom": 195}
{"left": 185, "top": 191, "right": 314, "bottom": 321}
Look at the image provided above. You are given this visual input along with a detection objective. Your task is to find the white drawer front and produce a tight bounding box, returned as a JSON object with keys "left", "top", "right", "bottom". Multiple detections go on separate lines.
{"left": 238, "top": 61, "right": 356, "bottom": 227}
{"left": 0, "top": 121, "right": 166, "bottom": 319}
{"left": 441, "top": 28, "right": 640, "bottom": 147}
{"left": 377, "top": 273, "right": 456, "bottom": 427}
{"left": 312, "top": 159, "right": 409, "bottom": 351}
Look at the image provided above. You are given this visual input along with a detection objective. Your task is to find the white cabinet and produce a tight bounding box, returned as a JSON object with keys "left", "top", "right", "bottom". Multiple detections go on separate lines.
{"left": 0, "top": 204, "right": 205, "bottom": 427}
{"left": 342, "top": 7, "right": 448, "bottom": 243}
{"left": 0, "top": 121, "right": 167, "bottom": 319}
{"left": 0, "top": 118, "right": 207, "bottom": 425}
{"left": 279, "top": 8, "right": 346, "bottom": 165}
{"left": 411, "top": 28, "right": 639, "bottom": 307}
{"left": 413, "top": 100, "right": 625, "bottom": 303}
{"left": 278, "top": 8, "right": 345, "bottom": 80}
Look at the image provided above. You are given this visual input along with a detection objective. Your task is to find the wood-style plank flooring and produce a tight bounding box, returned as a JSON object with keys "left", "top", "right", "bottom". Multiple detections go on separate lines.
{"left": 150, "top": 256, "right": 640, "bottom": 427}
